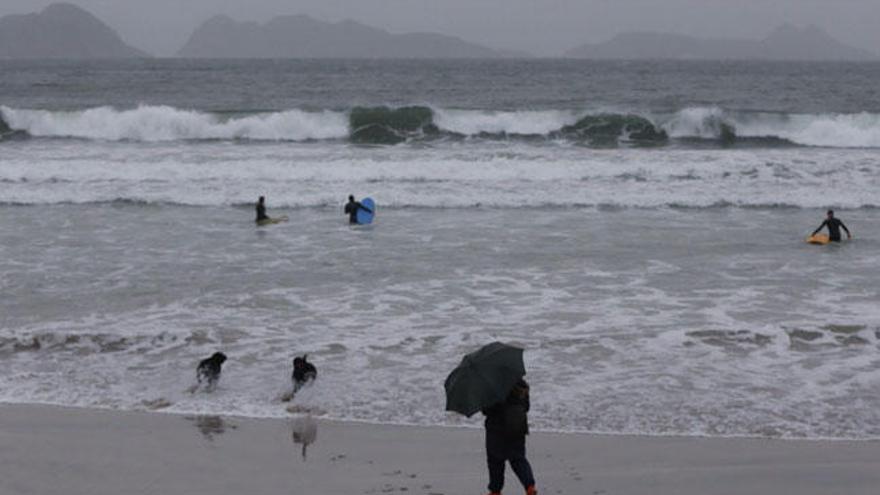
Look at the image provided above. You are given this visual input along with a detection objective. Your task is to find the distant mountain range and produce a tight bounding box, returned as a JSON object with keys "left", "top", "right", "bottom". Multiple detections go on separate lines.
{"left": 1, "top": 3, "right": 877, "bottom": 61}
{"left": 566, "top": 25, "right": 877, "bottom": 61}
{"left": 177, "top": 14, "right": 522, "bottom": 58}
{"left": 0, "top": 3, "right": 145, "bottom": 58}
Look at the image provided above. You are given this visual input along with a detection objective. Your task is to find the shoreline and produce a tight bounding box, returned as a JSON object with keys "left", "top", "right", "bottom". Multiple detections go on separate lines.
{"left": 6, "top": 401, "right": 880, "bottom": 443}
{"left": 6, "top": 400, "right": 880, "bottom": 444}
{"left": 2, "top": 403, "right": 880, "bottom": 495}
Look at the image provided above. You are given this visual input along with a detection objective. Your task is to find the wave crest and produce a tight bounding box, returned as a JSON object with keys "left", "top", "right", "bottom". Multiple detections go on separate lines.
{"left": 3, "top": 104, "right": 880, "bottom": 148}
{"left": 0, "top": 105, "right": 349, "bottom": 142}
{"left": 663, "top": 107, "right": 880, "bottom": 148}
{"left": 558, "top": 113, "right": 668, "bottom": 144}
{"left": 350, "top": 106, "right": 438, "bottom": 144}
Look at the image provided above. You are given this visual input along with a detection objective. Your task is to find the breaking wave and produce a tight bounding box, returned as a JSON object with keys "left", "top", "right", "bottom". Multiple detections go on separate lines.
{"left": 0, "top": 105, "right": 349, "bottom": 142}
{"left": 2, "top": 104, "right": 880, "bottom": 148}
{"left": 664, "top": 106, "right": 880, "bottom": 148}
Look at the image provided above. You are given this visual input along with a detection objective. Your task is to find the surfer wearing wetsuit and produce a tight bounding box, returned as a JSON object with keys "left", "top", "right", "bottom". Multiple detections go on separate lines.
{"left": 292, "top": 355, "right": 317, "bottom": 394}
{"left": 256, "top": 196, "right": 269, "bottom": 223}
{"left": 344, "top": 195, "right": 371, "bottom": 224}
{"left": 812, "top": 210, "right": 851, "bottom": 242}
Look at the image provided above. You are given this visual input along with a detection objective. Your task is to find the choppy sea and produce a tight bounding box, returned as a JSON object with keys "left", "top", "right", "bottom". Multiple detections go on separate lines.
{"left": 1, "top": 59, "right": 879, "bottom": 439}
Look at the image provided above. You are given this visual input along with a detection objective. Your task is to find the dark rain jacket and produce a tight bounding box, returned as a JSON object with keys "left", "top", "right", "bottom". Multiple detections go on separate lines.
{"left": 482, "top": 379, "right": 530, "bottom": 437}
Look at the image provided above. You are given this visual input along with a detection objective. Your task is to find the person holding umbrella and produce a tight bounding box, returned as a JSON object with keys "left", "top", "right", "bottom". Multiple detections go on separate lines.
{"left": 483, "top": 378, "right": 536, "bottom": 495}
{"left": 445, "top": 342, "right": 538, "bottom": 495}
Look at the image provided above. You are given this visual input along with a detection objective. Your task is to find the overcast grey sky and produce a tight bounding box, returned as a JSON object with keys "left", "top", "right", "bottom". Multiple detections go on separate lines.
{"left": 2, "top": 0, "right": 879, "bottom": 56}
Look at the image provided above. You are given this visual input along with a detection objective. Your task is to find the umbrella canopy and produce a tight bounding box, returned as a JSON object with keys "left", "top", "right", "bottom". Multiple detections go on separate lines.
{"left": 444, "top": 342, "right": 525, "bottom": 417}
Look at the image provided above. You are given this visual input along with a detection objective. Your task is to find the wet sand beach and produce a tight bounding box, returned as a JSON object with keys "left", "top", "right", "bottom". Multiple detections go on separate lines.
{"left": 1, "top": 404, "right": 879, "bottom": 495}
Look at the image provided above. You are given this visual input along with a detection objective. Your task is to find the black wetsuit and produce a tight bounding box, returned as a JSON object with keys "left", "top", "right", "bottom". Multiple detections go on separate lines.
{"left": 482, "top": 379, "right": 535, "bottom": 493}
{"left": 256, "top": 202, "right": 268, "bottom": 222}
{"left": 197, "top": 352, "right": 227, "bottom": 389}
{"left": 344, "top": 200, "right": 370, "bottom": 224}
{"left": 292, "top": 360, "right": 317, "bottom": 393}
{"left": 813, "top": 218, "right": 849, "bottom": 242}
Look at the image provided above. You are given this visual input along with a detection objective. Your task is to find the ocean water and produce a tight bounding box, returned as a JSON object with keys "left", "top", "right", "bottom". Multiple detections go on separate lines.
{"left": 1, "top": 59, "right": 879, "bottom": 439}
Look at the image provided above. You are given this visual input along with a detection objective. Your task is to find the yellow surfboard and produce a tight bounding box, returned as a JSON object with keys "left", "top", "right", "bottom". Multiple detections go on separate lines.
{"left": 806, "top": 234, "right": 830, "bottom": 245}
{"left": 256, "top": 215, "right": 288, "bottom": 226}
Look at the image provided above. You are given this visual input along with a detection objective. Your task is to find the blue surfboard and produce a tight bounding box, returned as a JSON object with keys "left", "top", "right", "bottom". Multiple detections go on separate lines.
{"left": 356, "top": 197, "right": 375, "bottom": 225}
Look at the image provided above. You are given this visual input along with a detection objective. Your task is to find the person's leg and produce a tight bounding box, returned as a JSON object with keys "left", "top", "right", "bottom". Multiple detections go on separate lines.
{"left": 507, "top": 436, "right": 536, "bottom": 490}
{"left": 486, "top": 430, "right": 506, "bottom": 493}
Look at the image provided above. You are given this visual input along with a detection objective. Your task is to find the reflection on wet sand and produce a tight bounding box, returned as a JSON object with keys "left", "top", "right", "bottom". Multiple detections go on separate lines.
{"left": 186, "top": 415, "right": 237, "bottom": 442}
{"left": 290, "top": 414, "right": 318, "bottom": 460}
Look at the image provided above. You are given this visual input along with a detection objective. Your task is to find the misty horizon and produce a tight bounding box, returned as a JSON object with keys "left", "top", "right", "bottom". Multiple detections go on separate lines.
{"left": 1, "top": 0, "right": 879, "bottom": 58}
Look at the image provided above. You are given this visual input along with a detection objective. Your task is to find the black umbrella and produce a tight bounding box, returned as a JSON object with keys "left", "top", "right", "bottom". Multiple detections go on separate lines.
{"left": 444, "top": 342, "right": 525, "bottom": 417}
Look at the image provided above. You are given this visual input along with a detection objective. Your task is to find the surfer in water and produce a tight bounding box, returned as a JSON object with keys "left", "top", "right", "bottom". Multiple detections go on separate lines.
{"left": 256, "top": 196, "right": 269, "bottom": 223}
{"left": 344, "top": 195, "right": 372, "bottom": 224}
{"left": 812, "top": 210, "right": 852, "bottom": 242}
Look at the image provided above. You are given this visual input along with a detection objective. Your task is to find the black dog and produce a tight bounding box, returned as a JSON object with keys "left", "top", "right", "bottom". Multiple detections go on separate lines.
{"left": 292, "top": 355, "right": 317, "bottom": 393}
{"left": 196, "top": 352, "right": 227, "bottom": 391}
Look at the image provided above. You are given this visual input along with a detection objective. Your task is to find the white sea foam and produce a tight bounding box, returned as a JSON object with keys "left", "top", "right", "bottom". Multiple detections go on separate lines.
{"left": 662, "top": 106, "right": 729, "bottom": 139}
{"left": 5, "top": 104, "right": 880, "bottom": 148}
{"left": 2, "top": 208, "right": 880, "bottom": 439}
{"left": 735, "top": 112, "right": 880, "bottom": 148}
{"left": 663, "top": 107, "right": 880, "bottom": 148}
{"left": 0, "top": 105, "right": 349, "bottom": 142}
{"left": 2, "top": 109, "right": 880, "bottom": 438}
{"left": 1, "top": 141, "right": 877, "bottom": 209}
